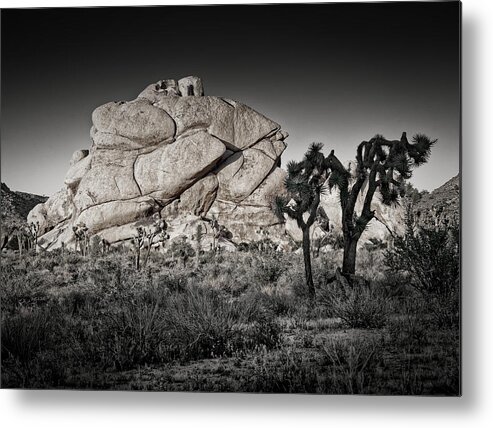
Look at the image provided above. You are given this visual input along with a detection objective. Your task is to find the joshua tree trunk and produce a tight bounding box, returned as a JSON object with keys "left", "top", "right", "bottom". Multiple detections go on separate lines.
{"left": 342, "top": 234, "right": 359, "bottom": 276}
{"left": 302, "top": 227, "right": 315, "bottom": 298}
{"left": 143, "top": 233, "right": 155, "bottom": 269}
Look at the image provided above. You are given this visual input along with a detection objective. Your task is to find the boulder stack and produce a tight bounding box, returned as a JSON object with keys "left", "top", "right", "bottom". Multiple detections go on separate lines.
{"left": 29, "top": 77, "right": 289, "bottom": 249}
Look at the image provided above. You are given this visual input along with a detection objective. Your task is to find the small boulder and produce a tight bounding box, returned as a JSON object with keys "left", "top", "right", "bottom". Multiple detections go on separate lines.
{"left": 92, "top": 99, "right": 175, "bottom": 144}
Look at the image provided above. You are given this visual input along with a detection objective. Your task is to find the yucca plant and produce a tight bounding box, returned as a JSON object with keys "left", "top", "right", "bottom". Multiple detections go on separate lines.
{"left": 327, "top": 132, "right": 435, "bottom": 277}
{"left": 273, "top": 142, "right": 330, "bottom": 297}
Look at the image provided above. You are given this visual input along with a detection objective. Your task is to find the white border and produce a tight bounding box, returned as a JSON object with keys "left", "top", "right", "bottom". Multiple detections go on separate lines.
{"left": 1, "top": 0, "right": 492, "bottom": 427}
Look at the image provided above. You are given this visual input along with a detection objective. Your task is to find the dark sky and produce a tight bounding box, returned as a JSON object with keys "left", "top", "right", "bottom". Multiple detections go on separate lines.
{"left": 1, "top": 2, "right": 460, "bottom": 195}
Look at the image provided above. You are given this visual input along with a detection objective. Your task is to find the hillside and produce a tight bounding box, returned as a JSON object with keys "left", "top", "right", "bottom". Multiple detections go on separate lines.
{"left": 1, "top": 182, "right": 48, "bottom": 225}
{"left": 414, "top": 174, "right": 460, "bottom": 227}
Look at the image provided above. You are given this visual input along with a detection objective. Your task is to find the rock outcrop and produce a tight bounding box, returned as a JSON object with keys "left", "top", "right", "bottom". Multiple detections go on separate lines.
{"left": 30, "top": 77, "right": 289, "bottom": 249}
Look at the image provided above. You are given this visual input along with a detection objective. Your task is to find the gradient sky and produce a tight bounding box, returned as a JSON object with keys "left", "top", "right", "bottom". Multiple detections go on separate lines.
{"left": 1, "top": 2, "right": 460, "bottom": 196}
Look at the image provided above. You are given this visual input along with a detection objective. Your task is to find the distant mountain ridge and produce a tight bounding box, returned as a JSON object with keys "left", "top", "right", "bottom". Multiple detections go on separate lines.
{"left": 1, "top": 182, "right": 48, "bottom": 225}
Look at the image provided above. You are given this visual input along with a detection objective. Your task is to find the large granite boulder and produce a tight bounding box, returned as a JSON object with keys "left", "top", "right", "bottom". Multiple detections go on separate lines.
{"left": 30, "top": 77, "right": 289, "bottom": 249}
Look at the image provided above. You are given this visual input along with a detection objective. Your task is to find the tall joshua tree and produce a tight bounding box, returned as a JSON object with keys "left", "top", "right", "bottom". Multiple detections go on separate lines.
{"left": 274, "top": 143, "right": 329, "bottom": 297}
{"left": 326, "top": 132, "right": 435, "bottom": 277}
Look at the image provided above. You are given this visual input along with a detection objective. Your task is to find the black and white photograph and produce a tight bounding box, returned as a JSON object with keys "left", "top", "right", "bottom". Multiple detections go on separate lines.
{"left": 1, "top": 1, "right": 461, "bottom": 395}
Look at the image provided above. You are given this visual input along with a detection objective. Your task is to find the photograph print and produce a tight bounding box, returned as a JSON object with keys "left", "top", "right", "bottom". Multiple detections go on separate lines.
{"left": 0, "top": 1, "right": 461, "bottom": 394}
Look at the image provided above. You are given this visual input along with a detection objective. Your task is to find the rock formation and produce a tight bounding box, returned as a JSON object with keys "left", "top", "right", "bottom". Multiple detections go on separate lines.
{"left": 29, "top": 77, "right": 289, "bottom": 250}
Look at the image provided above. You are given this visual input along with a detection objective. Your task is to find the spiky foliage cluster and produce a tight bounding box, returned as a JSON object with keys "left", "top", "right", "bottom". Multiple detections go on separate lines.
{"left": 273, "top": 142, "right": 329, "bottom": 230}
{"left": 328, "top": 132, "right": 435, "bottom": 235}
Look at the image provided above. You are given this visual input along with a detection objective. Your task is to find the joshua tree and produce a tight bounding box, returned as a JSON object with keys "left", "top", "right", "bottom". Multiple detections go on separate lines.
{"left": 26, "top": 222, "right": 39, "bottom": 254}
{"left": 142, "top": 216, "right": 167, "bottom": 268}
{"left": 73, "top": 223, "right": 90, "bottom": 256}
{"left": 132, "top": 227, "right": 146, "bottom": 270}
{"left": 194, "top": 224, "right": 204, "bottom": 268}
{"left": 210, "top": 218, "right": 220, "bottom": 253}
{"left": 326, "top": 132, "right": 435, "bottom": 277}
{"left": 274, "top": 143, "right": 330, "bottom": 297}
{"left": 132, "top": 215, "right": 168, "bottom": 270}
{"left": 205, "top": 217, "right": 234, "bottom": 253}
{"left": 100, "top": 238, "right": 110, "bottom": 256}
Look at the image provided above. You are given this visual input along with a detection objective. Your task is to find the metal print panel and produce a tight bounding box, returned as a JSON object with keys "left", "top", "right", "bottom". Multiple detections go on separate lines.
{"left": 0, "top": 1, "right": 461, "bottom": 394}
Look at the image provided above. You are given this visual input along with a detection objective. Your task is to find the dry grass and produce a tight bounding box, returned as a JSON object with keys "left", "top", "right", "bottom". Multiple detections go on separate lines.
{"left": 0, "top": 245, "right": 460, "bottom": 394}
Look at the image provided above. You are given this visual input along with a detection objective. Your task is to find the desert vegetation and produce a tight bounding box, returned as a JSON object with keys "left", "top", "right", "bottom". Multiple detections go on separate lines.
{"left": 1, "top": 210, "right": 460, "bottom": 394}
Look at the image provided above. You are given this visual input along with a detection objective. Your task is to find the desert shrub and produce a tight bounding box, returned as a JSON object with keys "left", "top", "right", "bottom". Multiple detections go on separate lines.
{"left": 62, "top": 251, "right": 85, "bottom": 265}
{"left": 237, "top": 242, "right": 250, "bottom": 252}
{"left": 385, "top": 210, "right": 460, "bottom": 328}
{"left": 250, "top": 237, "right": 277, "bottom": 253}
{"left": 238, "top": 288, "right": 297, "bottom": 317}
{"left": 248, "top": 335, "right": 383, "bottom": 394}
{"left": 1, "top": 307, "right": 57, "bottom": 364}
{"left": 197, "top": 252, "right": 256, "bottom": 295}
{"left": 427, "top": 290, "right": 460, "bottom": 328}
{"left": 0, "top": 267, "right": 50, "bottom": 313}
{"left": 88, "top": 288, "right": 169, "bottom": 370}
{"left": 157, "top": 271, "right": 186, "bottom": 293}
{"left": 71, "top": 283, "right": 281, "bottom": 370}
{"left": 248, "top": 346, "right": 320, "bottom": 393}
{"left": 56, "top": 286, "right": 101, "bottom": 319}
{"left": 252, "top": 251, "right": 287, "bottom": 285}
{"left": 277, "top": 254, "right": 338, "bottom": 299}
{"left": 279, "top": 261, "right": 307, "bottom": 298}
{"left": 326, "top": 231, "right": 344, "bottom": 250}
{"left": 89, "top": 235, "right": 102, "bottom": 258}
{"left": 1, "top": 304, "right": 67, "bottom": 387}
{"left": 386, "top": 299, "right": 430, "bottom": 350}
{"left": 30, "top": 251, "right": 61, "bottom": 271}
{"left": 320, "top": 336, "right": 382, "bottom": 394}
{"left": 318, "top": 277, "right": 388, "bottom": 328}
{"left": 385, "top": 211, "right": 459, "bottom": 298}
{"left": 164, "top": 286, "right": 280, "bottom": 360}
{"left": 169, "top": 237, "right": 195, "bottom": 266}
{"left": 371, "top": 271, "right": 415, "bottom": 302}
